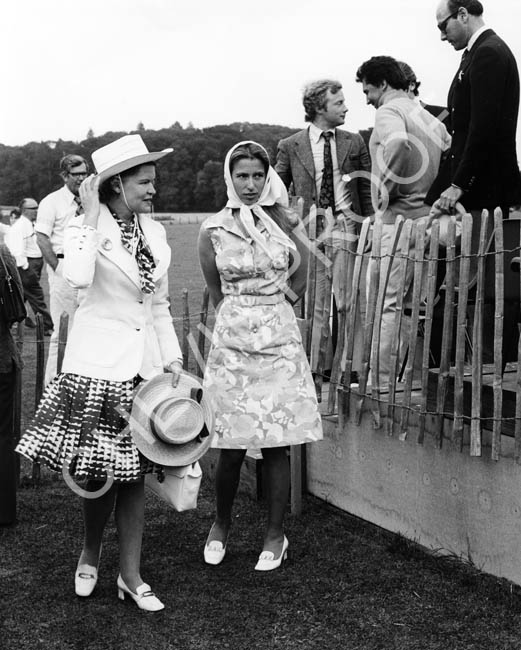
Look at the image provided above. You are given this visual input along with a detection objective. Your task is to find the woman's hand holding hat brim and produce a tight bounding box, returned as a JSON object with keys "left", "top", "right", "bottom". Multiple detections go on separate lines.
{"left": 165, "top": 359, "right": 183, "bottom": 387}
{"left": 79, "top": 174, "right": 102, "bottom": 229}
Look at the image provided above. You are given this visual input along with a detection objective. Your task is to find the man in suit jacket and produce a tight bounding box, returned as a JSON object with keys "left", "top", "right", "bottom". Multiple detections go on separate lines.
{"left": 275, "top": 80, "right": 373, "bottom": 381}
{"left": 427, "top": 0, "right": 521, "bottom": 365}
{"left": 428, "top": 0, "right": 521, "bottom": 214}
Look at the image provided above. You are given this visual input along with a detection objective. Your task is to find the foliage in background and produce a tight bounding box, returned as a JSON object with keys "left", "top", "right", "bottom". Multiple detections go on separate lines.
{"left": 0, "top": 122, "right": 300, "bottom": 212}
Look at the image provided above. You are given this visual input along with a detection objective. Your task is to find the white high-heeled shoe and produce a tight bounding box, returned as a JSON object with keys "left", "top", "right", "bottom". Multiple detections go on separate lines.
{"left": 117, "top": 575, "right": 164, "bottom": 612}
{"left": 75, "top": 564, "right": 98, "bottom": 597}
{"left": 254, "top": 536, "right": 289, "bottom": 571}
{"left": 75, "top": 546, "right": 102, "bottom": 597}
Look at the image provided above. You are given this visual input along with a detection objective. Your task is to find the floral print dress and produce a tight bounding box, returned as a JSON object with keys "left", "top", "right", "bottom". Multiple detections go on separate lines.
{"left": 202, "top": 209, "right": 323, "bottom": 449}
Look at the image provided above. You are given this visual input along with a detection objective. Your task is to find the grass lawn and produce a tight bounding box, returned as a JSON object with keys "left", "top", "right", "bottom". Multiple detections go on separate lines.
{"left": 5, "top": 222, "right": 521, "bottom": 649}
{"left": 3, "top": 470, "right": 521, "bottom": 649}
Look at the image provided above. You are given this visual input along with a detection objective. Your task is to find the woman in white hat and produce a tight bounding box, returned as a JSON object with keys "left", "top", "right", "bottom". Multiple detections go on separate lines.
{"left": 16, "top": 135, "right": 181, "bottom": 611}
{"left": 199, "top": 141, "right": 323, "bottom": 571}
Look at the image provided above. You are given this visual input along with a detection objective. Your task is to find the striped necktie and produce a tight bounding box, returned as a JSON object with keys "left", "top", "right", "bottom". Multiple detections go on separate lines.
{"left": 74, "top": 196, "right": 83, "bottom": 215}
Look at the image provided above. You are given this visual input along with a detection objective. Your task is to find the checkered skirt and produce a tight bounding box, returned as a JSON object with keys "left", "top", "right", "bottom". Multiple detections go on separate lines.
{"left": 16, "top": 373, "right": 154, "bottom": 483}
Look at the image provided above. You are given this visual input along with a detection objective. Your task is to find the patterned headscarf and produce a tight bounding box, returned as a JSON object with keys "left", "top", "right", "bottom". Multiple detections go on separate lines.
{"left": 224, "top": 141, "right": 296, "bottom": 257}
{"left": 112, "top": 213, "right": 156, "bottom": 294}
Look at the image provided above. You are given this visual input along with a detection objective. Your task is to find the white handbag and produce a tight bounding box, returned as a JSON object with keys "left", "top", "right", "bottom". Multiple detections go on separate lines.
{"left": 145, "top": 462, "right": 202, "bottom": 512}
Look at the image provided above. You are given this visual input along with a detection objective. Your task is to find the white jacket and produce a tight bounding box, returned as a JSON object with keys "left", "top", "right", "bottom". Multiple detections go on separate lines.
{"left": 61, "top": 205, "right": 182, "bottom": 381}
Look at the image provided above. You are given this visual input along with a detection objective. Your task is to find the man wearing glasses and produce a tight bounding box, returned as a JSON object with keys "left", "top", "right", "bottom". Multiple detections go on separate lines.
{"left": 35, "top": 154, "right": 88, "bottom": 383}
{"left": 428, "top": 0, "right": 520, "bottom": 214}
{"left": 427, "top": 0, "right": 521, "bottom": 365}
{"left": 6, "top": 198, "right": 53, "bottom": 335}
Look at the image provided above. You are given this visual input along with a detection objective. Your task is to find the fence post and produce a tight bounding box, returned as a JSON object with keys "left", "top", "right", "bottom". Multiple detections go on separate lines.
{"left": 453, "top": 213, "right": 473, "bottom": 448}
{"left": 32, "top": 313, "right": 45, "bottom": 485}
{"left": 491, "top": 207, "right": 505, "bottom": 461}
{"left": 196, "top": 287, "right": 209, "bottom": 378}
{"left": 435, "top": 220, "right": 457, "bottom": 448}
{"left": 315, "top": 208, "right": 334, "bottom": 402}
{"left": 13, "top": 322, "right": 24, "bottom": 484}
{"left": 305, "top": 204, "right": 317, "bottom": 359}
{"left": 369, "top": 216, "right": 405, "bottom": 429}
{"left": 355, "top": 218, "right": 383, "bottom": 425}
{"left": 386, "top": 219, "right": 412, "bottom": 436}
{"left": 470, "top": 210, "right": 489, "bottom": 457}
{"left": 182, "top": 289, "right": 190, "bottom": 371}
{"left": 399, "top": 219, "right": 427, "bottom": 441}
{"left": 341, "top": 218, "right": 371, "bottom": 425}
{"left": 57, "top": 313, "right": 69, "bottom": 374}
{"left": 418, "top": 221, "right": 440, "bottom": 444}
{"left": 515, "top": 219, "right": 521, "bottom": 464}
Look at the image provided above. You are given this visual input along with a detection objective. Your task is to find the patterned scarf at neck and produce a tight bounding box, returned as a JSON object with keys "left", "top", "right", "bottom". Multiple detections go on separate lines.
{"left": 112, "top": 212, "right": 156, "bottom": 294}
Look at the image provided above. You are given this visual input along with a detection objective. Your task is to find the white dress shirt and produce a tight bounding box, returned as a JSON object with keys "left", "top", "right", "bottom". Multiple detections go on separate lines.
{"left": 6, "top": 215, "right": 41, "bottom": 269}
{"left": 308, "top": 122, "right": 353, "bottom": 214}
{"left": 467, "top": 25, "right": 488, "bottom": 51}
{"left": 35, "top": 185, "right": 78, "bottom": 255}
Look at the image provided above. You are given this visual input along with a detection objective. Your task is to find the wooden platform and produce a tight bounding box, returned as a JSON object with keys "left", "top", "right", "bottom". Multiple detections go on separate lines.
{"left": 427, "top": 365, "right": 518, "bottom": 436}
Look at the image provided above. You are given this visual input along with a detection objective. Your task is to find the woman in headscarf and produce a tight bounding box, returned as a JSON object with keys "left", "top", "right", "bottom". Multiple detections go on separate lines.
{"left": 16, "top": 135, "right": 182, "bottom": 611}
{"left": 199, "top": 141, "right": 323, "bottom": 571}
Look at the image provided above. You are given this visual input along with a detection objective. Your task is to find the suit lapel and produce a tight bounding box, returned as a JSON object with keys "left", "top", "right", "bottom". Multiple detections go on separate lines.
{"left": 335, "top": 130, "right": 352, "bottom": 170}
{"left": 97, "top": 207, "right": 171, "bottom": 288}
{"left": 293, "top": 128, "right": 315, "bottom": 181}
{"left": 448, "top": 29, "right": 495, "bottom": 108}
{"left": 97, "top": 206, "right": 141, "bottom": 290}
{"left": 461, "top": 29, "right": 494, "bottom": 74}
{"left": 138, "top": 215, "right": 171, "bottom": 280}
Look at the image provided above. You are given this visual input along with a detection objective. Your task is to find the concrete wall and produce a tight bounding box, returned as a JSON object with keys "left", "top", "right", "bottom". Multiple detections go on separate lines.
{"left": 307, "top": 393, "right": 521, "bottom": 585}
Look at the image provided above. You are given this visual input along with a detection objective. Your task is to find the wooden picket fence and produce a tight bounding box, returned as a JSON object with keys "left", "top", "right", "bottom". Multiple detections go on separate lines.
{"left": 13, "top": 206, "right": 521, "bottom": 508}
{"left": 306, "top": 205, "right": 521, "bottom": 463}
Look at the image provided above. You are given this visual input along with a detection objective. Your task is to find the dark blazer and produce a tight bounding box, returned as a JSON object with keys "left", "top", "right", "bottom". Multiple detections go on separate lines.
{"left": 427, "top": 29, "right": 521, "bottom": 209}
{"left": 0, "top": 244, "right": 22, "bottom": 373}
{"left": 422, "top": 102, "right": 451, "bottom": 129}
{"left": 275, "top": 127, "right": 374, "bottom": 221}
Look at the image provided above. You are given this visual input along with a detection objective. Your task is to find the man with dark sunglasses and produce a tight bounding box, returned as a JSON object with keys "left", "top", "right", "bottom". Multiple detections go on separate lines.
{"left": 428, "top": 0, "right": 520, "bottom": 226}
{"left": 427, "top": 0, "right": 521, "bottom": 366}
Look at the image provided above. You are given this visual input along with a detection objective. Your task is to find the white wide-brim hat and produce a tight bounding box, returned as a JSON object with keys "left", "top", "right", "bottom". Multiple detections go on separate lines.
{"left": 92, "top": 134, "right": 173, "bottom": 182}
{"left": 130, "top": 372, "right": 215, "bottom": 467}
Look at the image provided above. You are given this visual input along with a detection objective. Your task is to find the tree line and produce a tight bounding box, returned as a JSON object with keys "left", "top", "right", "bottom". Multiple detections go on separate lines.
{"left": 0, "top": 122, "right": 306, "bottom": 213}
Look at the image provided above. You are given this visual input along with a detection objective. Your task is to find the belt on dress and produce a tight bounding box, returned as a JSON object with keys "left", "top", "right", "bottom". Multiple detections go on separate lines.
{"left": 56, "top": 253, "right": 64, "bottom": 259}
{"left": 225, "top": 293, "right": 286, "bottom": 306}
